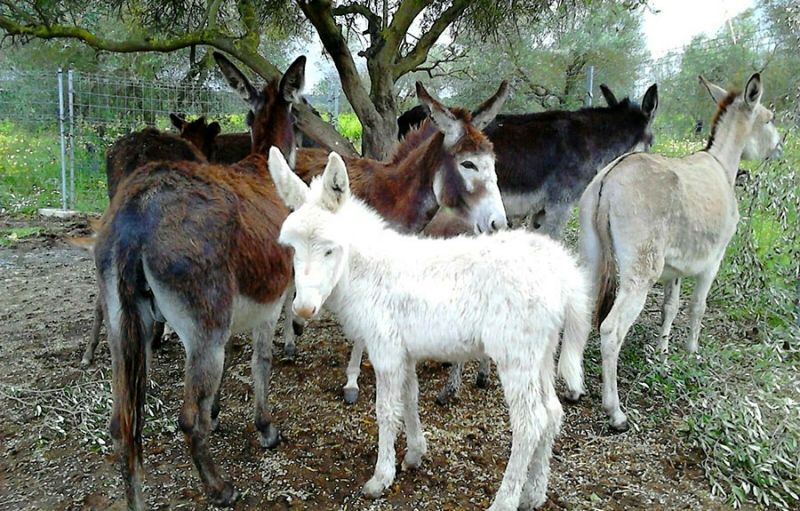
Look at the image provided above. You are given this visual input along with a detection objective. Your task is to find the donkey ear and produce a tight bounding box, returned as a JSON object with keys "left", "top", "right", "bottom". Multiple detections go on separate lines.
{"left": 599, "top": 84, "right": 618, "bottom": 106}
{"left": 698, "top": 75, "right": 728, "bottom": 104}
{"left": 320, "top": 152, "right": 350, "bottom": 212}
{"left": 641, "top": 84, "right": 658, "bottom": 120}
{"left": 169, "top": 113, "right": 186, "bottom": 130}
{"left": 280, "top": 56, "right": 306, "bottom": 104}
{"left": 214, "top": 52, "right": 261, "bottom": 110}
{"left": 744, "top": 73, "right": 762, "bottom": 107}
{"left": 472, "top": 80, "right": 509, "bottom": 130}
{"left": 207, "top": 121, "right": 222, "bottom": 138}
{"left": 269, "top": 146, "right": 309, "bottom": 211}
{"left": 416, "top": 82, "right": 462, "bottom": 148}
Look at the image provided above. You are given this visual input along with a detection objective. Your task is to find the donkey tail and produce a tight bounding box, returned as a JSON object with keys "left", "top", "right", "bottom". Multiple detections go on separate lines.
{"left": 110, "top": 234, "right": 149, "bottom": 508}
{"left": 592, "top": 176, "right": 618, "bottom": 329}
{"left": 557, "top": 265, "right": 592, "bottom": 401}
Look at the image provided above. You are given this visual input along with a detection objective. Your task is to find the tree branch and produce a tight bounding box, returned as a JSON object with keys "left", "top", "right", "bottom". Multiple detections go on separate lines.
{"left": 392, "top": 0, "right": 470, "bottom": 79}
{"left": 383, "top": 0, "right": 432, "bottom": 54}
{"left": 295, "top": 0, "right": 380, "bottom": 125}
{"left": 331, "top": 3, "right": 380, "bottom": 25}
{"left": 0, "top": 15, "right": 223, "bottom": 53}
{"left": 204, "top": 0, "right": 224, "bottom": 30}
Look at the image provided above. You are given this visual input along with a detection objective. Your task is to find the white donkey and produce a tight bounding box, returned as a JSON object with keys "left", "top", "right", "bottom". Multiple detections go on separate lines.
{"left": 576, "top": 73, "right": 781, "bottom": 431}
{"left": 268, "top": 147, "right": 591, "bottom": 510}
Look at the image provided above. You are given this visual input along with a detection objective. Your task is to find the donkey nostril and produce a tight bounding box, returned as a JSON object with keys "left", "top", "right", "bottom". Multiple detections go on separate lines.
{"left": 491, "top": 220, "right": 498, "bottom": 231}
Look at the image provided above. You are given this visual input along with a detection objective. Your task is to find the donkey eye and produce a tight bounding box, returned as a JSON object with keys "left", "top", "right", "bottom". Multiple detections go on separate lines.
{"left": 324, "top": 249, "right": 333, "bottom": 257}
{"left": 461, "top": 161, "right": 478, "bottom": 171}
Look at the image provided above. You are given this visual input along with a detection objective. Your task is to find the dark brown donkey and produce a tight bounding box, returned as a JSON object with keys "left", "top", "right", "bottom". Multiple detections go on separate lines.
{"left": 291, "top": 81, "right": 510, "bottom": 402}
{"left": 81, "top": 127, "right": 212, "bottom": 367}
{"left": 171, "top": 113, "right": 253, "bottom": 164}
{"left": 93, "top": 53, "right": 305, "bottom": 509}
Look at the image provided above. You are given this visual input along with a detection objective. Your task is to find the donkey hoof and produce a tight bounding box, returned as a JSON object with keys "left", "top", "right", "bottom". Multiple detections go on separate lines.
{"left": 361, "top": 477, "right": 387, "bottom": 499}
{"left": 258, "top": 424, "right": 281, "bottom": 449}
{"left": 517, "top": 492, "right": 547, "bottom": 511}
{"left": 401, "top": 452, "right": 423, "bottom": 471}
{"left": 608, "top": 416, "right": 629, "bottom": 433}
{"left": 209, "top": 481, "right": 238, "bottom": 507}
{"left": 292, "top": 319, "right": 305, "bottom": 336}
{"left": 560, "top": 389, "right": 584, "bottom": 404}
{"left": 475, "top": 372, "right": 490, "bottom": 389}
{"left": 283, "top": 343, "right": 297, "bottom": 360}
{"left": 80, "top": 356, "right": 93, "bottom": 369}
{"left": 343, "top": 388, "right": 359, "bottom": 404}
{"left": 435, "top": 389, "right": 454, "bottom": 406}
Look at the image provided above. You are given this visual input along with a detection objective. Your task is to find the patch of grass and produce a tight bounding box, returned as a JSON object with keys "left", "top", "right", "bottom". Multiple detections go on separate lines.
{"left": 0, "top": 120, "right": 108, "bottom": 214}
{"left": 615, "top": 322, "right": 800, "bottom": 510}
{"left": 0, "top": 226, "right": 44, "bottom": 246}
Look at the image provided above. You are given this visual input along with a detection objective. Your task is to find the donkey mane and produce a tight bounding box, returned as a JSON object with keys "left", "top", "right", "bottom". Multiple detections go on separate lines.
{"left": 704, "top": 90, "right": 740, "bottom": 151}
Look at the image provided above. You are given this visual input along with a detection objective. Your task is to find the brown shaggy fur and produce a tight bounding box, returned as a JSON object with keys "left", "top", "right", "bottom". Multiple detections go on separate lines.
{"left": 105, "top": 128, "right": 207, "bottom": 199}
{"left": 96, "top": 53, "right": 303, "bottom": 509}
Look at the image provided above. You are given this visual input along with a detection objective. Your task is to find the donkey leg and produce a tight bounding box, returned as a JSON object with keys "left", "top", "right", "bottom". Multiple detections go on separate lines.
{"left": 362, "top": 360, "right": 405, "bottom": 499}
{"left": 252, "top": 300, "right": 283, "bottom": 448}
{"left": 476, "top": 356, "right": 492, "bottom": 388}
{"left": 600, "top": 284, "right": 651, "bottom": 431}
{"left": 685, "top": 262, "right": 721, "bottom": 354}
{"left": 401, "top": 362, "right": 426, "bottom": 471}
{"left": 179, "top": 332, "right": 237, "bottom": 506}
{"left": 282, "top": 282, "right": 297, "bottom": 360}
{"left": 436, "top": 361, "right": 464, "bottom": 405}
{"left": 538, "top": 201, "right": 571, "bottom": 239}
{"left": 519, "top": 337, "right": 562, "bottom": 510}
{"left": 150, "top": 321, "right": 166, "bottom": 352}
{"left": 489, "top": 366, "right": 546, "bottom": 511}
{"left": 210, "top": 339, "right": 234, "bottom": 433}
{"left": 81, "top": 295, "right": 104, "bottom": 367}
{"left": 343, "top": 339, "right": 364, "bottom": 404}
{"left": 658, "top": 278, "right": 681, "bottom": 355}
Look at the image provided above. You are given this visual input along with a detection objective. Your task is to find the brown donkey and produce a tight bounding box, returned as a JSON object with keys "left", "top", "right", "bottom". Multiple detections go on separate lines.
{"left": 291, "top": 81, "right": 510, "bottom": 402}
{"left": 94, "top": 52, "right": 305, "bottom": 509}
{"left": 81, "top": 126, "right": 213, "bottom": 367}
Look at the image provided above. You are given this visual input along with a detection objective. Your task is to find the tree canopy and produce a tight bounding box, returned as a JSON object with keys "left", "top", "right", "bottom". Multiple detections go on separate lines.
{"left": 1, "top": 0, "right": 591, "bottom": 158}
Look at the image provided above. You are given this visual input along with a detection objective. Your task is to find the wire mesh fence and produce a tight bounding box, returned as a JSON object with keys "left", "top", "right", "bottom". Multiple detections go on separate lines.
{"left": 0, "top": 67, "right": 343, "bottom": 212}
{"left": 0, "top": 29, "right": 797, "bottom": 213}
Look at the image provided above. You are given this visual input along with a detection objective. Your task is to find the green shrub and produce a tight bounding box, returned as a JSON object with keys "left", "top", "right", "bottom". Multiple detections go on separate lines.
{"left": 337, "top": 113, "right": 362, "bottom": 148}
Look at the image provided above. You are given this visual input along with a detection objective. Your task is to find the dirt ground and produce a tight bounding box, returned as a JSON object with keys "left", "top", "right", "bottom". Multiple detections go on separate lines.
{"left": 0, "top": 215, "right": 741, "bottom": 511}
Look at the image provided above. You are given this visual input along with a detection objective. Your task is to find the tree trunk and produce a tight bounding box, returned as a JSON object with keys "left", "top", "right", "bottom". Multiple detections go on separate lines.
{"left": 361, "top": 110, "right": 397, "bottom": 159}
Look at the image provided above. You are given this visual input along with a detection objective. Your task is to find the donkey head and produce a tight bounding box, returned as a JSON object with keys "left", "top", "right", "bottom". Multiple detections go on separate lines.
{"left": 416, "top": 81, "right": 509, "bottom": 234}
{"left": 214, "top": 53, "right": 306, "bottom": 167}
{"left": 169, "top": 113, "right": 221, "bottom": 160}
{"left": 269, "top": 147, "right": 353, "bottom": 321}
{"left": 699, "top": 74, "right": 781, "bottom": 161}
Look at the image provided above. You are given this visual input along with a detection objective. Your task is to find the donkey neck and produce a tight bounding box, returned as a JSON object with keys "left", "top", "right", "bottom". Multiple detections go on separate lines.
{"left": 706, "top": 107, "right": 751, "bottom": 185}
{"left": 357, "top": 128, "right": 442, "bottom": 232}
{"left": 325, "top": 200, "right": 413, "bottom": 312}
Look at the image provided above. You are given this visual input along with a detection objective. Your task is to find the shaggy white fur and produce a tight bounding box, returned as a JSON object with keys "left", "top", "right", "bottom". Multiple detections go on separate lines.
{"left": 269, "top": 147, "right": 591, "bottom": 511}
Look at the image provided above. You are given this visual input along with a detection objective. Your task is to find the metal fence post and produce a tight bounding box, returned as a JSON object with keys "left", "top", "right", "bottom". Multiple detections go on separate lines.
{"left": 585, "top": 65, "right": 594, "bottom": 107}
{"left": 57, "top": 68, "right": 68, "bottom": 210}
{"left": 68, "top": 68, "right": 76, "bottom": 208}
